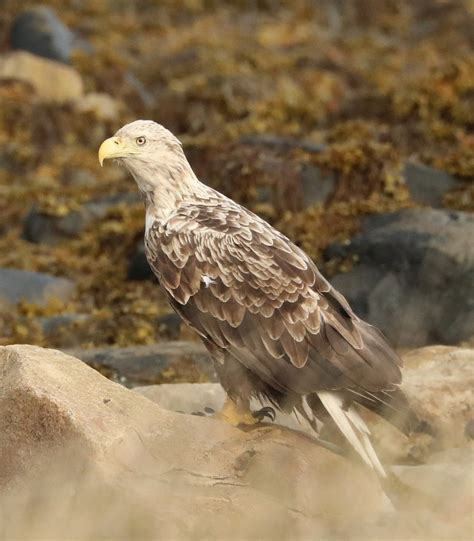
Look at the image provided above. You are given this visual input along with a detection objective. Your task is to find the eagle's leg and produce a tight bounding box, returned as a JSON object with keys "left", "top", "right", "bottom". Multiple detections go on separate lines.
{"left": 209, "top": 351, "right": 275, "bottom": 425}
{"left": 215, "top": 397, "right": 274, "bottom": 426}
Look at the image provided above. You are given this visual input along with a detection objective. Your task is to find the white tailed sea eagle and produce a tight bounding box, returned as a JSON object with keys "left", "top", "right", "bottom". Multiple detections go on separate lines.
{"left": 99, "top": 120, "right": 415, "bottom": 477}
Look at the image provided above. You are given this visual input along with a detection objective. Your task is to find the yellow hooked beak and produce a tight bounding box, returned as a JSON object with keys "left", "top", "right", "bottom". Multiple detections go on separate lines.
{"left": 98, "top": 137, "right": 127, "bottom": 166}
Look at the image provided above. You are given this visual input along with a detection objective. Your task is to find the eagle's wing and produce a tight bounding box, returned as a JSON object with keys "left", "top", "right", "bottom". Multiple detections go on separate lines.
{"left": 145, "top": 197, "right": 403, "bottom": 399}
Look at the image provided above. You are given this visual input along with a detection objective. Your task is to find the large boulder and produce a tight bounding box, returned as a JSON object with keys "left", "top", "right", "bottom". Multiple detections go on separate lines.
{"left": 0, "top": 51, "right": 83, "bottom": 104}
{"left": 328, "top": 208, "right": 474, "bottom": 347}
{"left": 0, "top": 345, "right": 390, "bottom": 540}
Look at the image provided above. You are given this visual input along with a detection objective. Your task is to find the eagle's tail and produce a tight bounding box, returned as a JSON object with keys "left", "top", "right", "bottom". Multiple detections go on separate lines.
{"left": 316, "top": 390, "right": 386, "bottom": 477}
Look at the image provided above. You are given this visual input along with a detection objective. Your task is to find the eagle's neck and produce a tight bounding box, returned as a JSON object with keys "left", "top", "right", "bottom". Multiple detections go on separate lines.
{"left": 132, "top": 160, "right": 210, "bottom": 224}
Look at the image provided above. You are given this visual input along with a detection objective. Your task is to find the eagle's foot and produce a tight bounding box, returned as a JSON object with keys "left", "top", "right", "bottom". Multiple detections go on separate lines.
{"left": 252, "top": 406, "right": 276, "bottom": 423}
{"left": 215, "top": 398, "right": 274, "bottom": 427}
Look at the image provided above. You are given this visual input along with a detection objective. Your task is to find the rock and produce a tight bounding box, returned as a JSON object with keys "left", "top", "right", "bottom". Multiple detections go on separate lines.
{"left": 135, "top": 382, "right": 326, "bottom": 439}
{"left": 403, "top": 161, "right": 458, "bottom": 206}
{"left": 331, "top": 264, "right": 385, "bottom": 316}
{"left": 66, "top": 341, "right": 216, "bottom": 386}
{"left": 364, "top": 346, "right": 474, "bottom": 464}
{"left": 156, "top": 312, "right": 182, "bottom": 339}
{"left": 0, "top": 345, "right": 390, "bottom": 539}
{"left": 328, "top": 208, "right": 474, "bottom": 347}
{"left": 135, "top": 382, "right": 227, "bottom": 415}
{"left": 10, "top": 6, "right": 90, "bottom": 64}
{"left": 391, "top": 448, "right": 474, "bottom": 534}
{"left": 300, "top": 164, "right": 336, "bottom": 207}
{"left": 0, "top": 51, "right": 83, "bottom": 104}
{"left": 75, "top": 93, "right": 122, "bottom": 121}
{"left": 40, "top": 313, "right": 89, "bottom": 334}
{"left": 23, "top": 193, "right": 141, "bottom": 245}
{"left": 127, "top": 240, "right": 153, "bottom": 280}
{"left": 63, "top": 168, "right": 97, "bottom": 187}
{"left": 239, "top": 134, "right": 326, "bottom": 154}
{"left": 0, "top": 268, "right": 75, "bottom": 309}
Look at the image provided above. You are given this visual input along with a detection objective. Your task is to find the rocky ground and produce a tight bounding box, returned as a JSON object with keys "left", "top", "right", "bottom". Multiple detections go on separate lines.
{"left": 0, "top": 345, "right": 472, "bottom": 540}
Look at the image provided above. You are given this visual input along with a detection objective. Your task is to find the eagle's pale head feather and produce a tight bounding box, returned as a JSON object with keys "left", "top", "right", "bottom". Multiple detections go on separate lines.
{"left": 98, "top": 120, "right": 197, "bottom": 196}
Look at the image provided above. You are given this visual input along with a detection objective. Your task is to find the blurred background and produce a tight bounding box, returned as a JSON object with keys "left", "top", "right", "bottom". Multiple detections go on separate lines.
{"left": 0, "top": 0, "right": 472, "bottom": 386}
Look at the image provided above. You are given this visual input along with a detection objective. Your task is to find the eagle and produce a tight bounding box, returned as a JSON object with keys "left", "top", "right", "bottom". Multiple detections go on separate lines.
{"left": 99, "top": 120, "right": 413, "bottom": 477}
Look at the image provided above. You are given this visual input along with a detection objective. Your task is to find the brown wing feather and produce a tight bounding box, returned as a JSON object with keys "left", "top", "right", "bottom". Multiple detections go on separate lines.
{"left": 145, "top": 195, "right": 402, "bottom": 397}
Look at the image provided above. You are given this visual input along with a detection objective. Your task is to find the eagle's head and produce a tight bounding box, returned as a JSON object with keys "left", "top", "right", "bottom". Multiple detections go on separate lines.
{"left": 98, "top": 120, "right": 183, "bottom": 168}
{"left": 98, "top": 120, "right": 194, "bottom": 195}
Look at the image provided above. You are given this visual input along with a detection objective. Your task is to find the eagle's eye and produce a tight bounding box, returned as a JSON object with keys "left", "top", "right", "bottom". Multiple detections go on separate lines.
{"left": 135, "top": 136, "right": 147, "bottom": 146}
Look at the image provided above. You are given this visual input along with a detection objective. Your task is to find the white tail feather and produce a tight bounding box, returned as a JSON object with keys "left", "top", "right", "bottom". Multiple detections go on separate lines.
{"left": 317, "top": 391, "right": 386, "bottom": 477}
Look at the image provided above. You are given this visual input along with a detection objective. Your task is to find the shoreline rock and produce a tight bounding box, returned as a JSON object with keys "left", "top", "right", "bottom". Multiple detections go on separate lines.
{"left": 0, "top": 344, "right": 391, "bottom": 539}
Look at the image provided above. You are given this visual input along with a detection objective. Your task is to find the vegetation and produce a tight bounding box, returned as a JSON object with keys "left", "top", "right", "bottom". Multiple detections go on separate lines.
{"left": 0, "top": 0, "right": 472, "bottom": 348}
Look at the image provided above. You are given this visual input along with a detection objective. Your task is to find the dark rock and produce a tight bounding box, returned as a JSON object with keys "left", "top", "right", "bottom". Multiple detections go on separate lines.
{"left": 0, "top": 268, "right": 75, "bottom": 309}
{"left": 65, "top": 341, "right": 216, "bottom": 387}
{"left": 328, "top": 209, "right": 474, "bottom": 347}
{"left": 156, "top": 312, "right": 182, "bottom": 340}
{"left": 24, "top": 206, "right": 86, "bottom": 244}
{"left": 331, "top": 265, "right": 385, "bottom": 316}
{"left": 84, "top": 193, "right": 141, "bottom": 216}
{"left": 239, "top": 134, "right": 326, "bottom": 154}
{"left": 40, "top": 313, "right": 90, "bottom": 335}
{"left": 403, "top": 161, "right": 458, "bottom": 207}
{"left": 10, "top": 6, "right": 91, "bottom": 64}
{"left": 23, "top": 193, "right": 141, "bottom": 245}
{"left": 127, "top": 241, "right": 153, "bottom": 281}
{"left": 300, "top": 164, "right": 336, "bottom": 207}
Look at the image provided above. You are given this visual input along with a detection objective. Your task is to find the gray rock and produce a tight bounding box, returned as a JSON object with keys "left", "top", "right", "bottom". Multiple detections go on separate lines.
{"left": 328, "top": 208, "right": 474, "bottom": 346}
{"left": 300, "top": 164, "right": 335, "bottom": 207}
{"left": 10, "top": 6, "right": 91, "bottom": 64}
{"left": 0, "top": 268, "right": 75, "bottom": 309}
{"left": 156, "top": 312, "right": 182, "bottom": 339}
{"left": 66, "top": 341, "right": 216, "bottom": 386}
{"left": 0, "top": 345, "right": 391, "bottom": 540}
{"left": 239, "top": 134, "right": 326, "bottom": 154}
{"left": 331, "top": 264, "right": 385, "bottom": 316}
{"left": 403, "top": 161, "right": 458, "bottom": 207}
{"left": 39, "top": 312, "right": 90, "bottom": 334}
{"left": 23, "top": 193, "right": 141, "bottom": 245}
{"left": 127, "top": 241, "right": 153, "bottom": 281}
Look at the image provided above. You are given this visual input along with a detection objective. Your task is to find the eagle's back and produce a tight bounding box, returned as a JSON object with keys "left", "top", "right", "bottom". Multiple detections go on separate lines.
{"left": 144, "top": 192, "right": 404, "bottom": 403}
